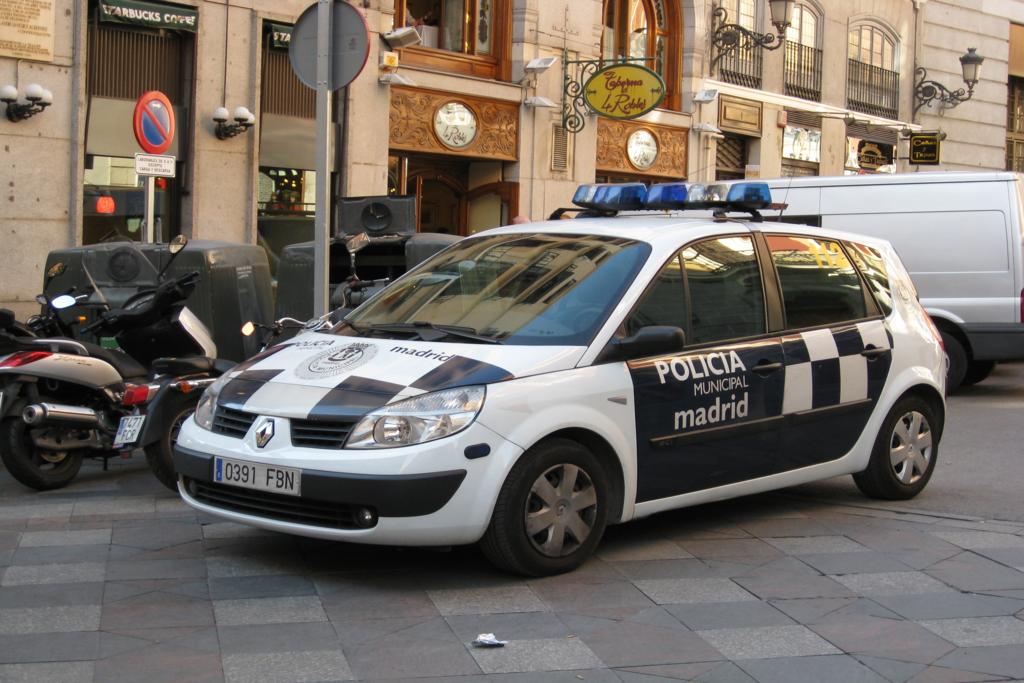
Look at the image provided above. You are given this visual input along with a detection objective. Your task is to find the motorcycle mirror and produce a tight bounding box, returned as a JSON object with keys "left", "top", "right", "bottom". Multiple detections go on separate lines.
{"left": 35, "top": 294, "right": 48, "bottom": 306}
{"left": 45, "top": 262, "right": 66, "bottom": 282}
{"left": 345, "top": 232, "right": 371, "bottom": 256}
{"left": 168, "top": 235, "right": 188, "bottom": 255}
{"left": 241, "top": 321, "right": 256, "bottom": 337}
{"left": 51, "top": 294, "right": 77, "bottom": 310}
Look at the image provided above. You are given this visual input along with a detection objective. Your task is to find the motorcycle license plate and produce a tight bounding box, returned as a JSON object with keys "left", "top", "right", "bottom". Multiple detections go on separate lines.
{"left": 113, "top": 415, "right": 145, "bottom": 447}
{"left": 214, "top": 456, "right": 301, "bottom": 497}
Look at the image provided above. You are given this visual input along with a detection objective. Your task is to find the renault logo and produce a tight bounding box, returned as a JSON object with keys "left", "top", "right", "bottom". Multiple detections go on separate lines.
{"left": 254, "top": 418, "right": 275, "bottom": 448}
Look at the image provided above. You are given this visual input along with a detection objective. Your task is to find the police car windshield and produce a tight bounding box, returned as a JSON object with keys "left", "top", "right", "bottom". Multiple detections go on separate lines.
{"left": 342, "top": 233, "right": 651, "bottom": 346}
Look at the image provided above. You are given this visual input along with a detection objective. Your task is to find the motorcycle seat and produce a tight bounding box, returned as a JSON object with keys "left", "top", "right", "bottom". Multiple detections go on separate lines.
{"left": 152, "top": 356, "right": 235, "bottom": 376}
{"left": 77, "top": 341, "right": 149, "bottom": 381}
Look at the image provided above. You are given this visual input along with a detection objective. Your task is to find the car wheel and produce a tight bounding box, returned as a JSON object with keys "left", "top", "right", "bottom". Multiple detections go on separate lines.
{"left": 480, "top": 438, "right": 609, "bottom": 576}
{"left": 853, "top": 395, "right": 939, "bottom": 501}
{"left": 940, "top": 331, "right": 966, "bottom": 392}
{"left": 961, "top": 360, "right": 996, "bottom": 387}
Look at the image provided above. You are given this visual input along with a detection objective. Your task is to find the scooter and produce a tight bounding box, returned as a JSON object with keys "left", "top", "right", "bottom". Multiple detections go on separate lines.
{"left": 0, "top": 237, "right": 219, "bottom": 491}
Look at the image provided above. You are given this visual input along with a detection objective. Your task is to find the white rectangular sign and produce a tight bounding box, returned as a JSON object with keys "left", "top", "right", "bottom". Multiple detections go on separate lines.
{"left": 134, "top": 153, "right": 176, "bottom": 177}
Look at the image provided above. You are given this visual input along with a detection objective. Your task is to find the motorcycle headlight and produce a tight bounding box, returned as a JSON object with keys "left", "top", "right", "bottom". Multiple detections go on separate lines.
{"left": 345, "top": 386, "right": 485, "bottom": 449}
{"left": 193, "top": 375, "right": 229, "bottom": 432}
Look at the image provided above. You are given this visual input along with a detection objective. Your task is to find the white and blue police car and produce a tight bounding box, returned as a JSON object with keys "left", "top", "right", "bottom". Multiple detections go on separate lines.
{"left": 173, "top": 181, "right": 946, "bottom": 576}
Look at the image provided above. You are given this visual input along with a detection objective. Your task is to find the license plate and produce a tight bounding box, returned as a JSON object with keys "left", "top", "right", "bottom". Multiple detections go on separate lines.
{"left": 214, "top": 456, "right": 301, "bottom": 496}
{"left": 113, "top": 415, "right": 145, "bottom": 447}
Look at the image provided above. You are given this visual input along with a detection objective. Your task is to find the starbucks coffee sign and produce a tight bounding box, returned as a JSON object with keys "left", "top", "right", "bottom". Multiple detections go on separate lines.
{"left": 98, "top": 0, "right": 197, "bottom": 32}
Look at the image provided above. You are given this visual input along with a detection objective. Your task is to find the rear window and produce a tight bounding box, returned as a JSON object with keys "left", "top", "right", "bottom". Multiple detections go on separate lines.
{"left": 845, "top": 241, "right": 894, "bottom": 315}
{"left": 766, "top": 235, "right": 868, "bottom": 329}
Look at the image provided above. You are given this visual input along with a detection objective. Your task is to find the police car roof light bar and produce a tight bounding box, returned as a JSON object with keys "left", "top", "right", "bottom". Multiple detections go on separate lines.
{"left": 643, "top": 181, "right": 773, "bottom": 213}
{"left": 572, "top": 183, "right": 647, "bottom": 212}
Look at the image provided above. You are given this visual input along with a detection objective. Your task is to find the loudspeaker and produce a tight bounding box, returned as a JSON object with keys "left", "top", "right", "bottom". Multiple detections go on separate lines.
{"left": 337, "top": 195, "right": 417, "bottom": 236}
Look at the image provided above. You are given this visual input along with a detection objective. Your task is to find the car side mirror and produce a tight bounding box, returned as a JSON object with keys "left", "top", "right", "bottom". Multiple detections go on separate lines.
{"left": 599, "top": 325, "right": 686, "bottom": 363}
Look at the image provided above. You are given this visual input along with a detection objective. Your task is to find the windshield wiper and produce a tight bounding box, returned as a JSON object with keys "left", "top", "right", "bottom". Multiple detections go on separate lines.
{"left": 365, "top": 321, "right": 502, "bottom": 344}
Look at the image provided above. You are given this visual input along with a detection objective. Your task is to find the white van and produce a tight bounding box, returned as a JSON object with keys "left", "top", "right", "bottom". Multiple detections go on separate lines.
{"left": 758, "top": 172, "right": 1024, "bottom": 390}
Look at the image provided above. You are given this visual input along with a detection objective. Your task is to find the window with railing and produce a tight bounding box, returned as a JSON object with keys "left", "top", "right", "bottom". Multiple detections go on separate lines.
{"left": 847, "top": 23, "right": 900, "bottom": 119}
{"left": 1008, "top": 77, "right": 1024, "bottom": 171}
{"left": 784, "top": 3, "right": 821, "bottom": 101}
{"left": 717, "top": 0, "right": 762, "bottom": 89}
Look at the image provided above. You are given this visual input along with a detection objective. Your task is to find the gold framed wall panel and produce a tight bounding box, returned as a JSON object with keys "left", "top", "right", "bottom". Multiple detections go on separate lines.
{"left": 596, "top": 118, "right": 688, "bottom": 179}
{"left": 390, "top": 87, "right": 519, "bottom": 162}
{"left": 718, "top": 95, "right": 762, "bottom": 137}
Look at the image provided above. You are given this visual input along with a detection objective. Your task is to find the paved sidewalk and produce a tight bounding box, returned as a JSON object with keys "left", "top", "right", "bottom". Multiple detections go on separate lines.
{"left": 1, "top": 461, "right": 1023, "bottom": 683}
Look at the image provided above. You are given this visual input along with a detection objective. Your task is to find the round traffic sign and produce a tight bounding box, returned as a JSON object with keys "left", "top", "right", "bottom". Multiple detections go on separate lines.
{"left": 133, "top": 91, "right": 175, "bottom": 155}
{"left": 289, "top": 1, "right": 370, "bottom": 91}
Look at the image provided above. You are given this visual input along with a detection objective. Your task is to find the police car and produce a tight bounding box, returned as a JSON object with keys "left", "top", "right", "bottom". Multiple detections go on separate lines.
{"left": 173, "top": 181, "right": 946, "bottom": 576}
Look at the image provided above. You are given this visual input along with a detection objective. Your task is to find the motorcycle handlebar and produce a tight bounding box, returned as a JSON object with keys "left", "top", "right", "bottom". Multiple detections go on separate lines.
{"left": 80, "top": 270, "right": 199, "bottom": 335}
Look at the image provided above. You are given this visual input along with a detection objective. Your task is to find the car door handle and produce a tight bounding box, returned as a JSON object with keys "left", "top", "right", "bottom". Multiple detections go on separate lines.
{"left": 752, "top": 361, "right": 783, "bottom": 375}
{"left": 861, "top": 346, "right": 890, "bottom": 359}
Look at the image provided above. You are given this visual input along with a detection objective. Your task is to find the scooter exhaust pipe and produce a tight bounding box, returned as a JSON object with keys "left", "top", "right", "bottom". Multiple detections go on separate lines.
{"left": 23, "top": 403, "right": 100, "bottom": 427}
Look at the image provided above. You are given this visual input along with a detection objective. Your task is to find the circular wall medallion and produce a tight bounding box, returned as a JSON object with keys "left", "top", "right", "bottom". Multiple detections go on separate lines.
{"left": 627, "top": 129, "right": 658, "bottom": 170}
{"left": 433, "top": 102, "right": 478, "bottom": 149}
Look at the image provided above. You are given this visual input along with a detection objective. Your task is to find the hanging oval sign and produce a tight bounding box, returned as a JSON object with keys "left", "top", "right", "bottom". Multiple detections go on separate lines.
{"left": 583, "top": 63, "right": 665, "bottom": 120}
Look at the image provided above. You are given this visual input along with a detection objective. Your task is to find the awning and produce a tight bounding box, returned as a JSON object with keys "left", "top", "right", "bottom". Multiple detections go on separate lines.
{"left": 98, "top": 0, "right": 198, "bottom": 33}
{"left": 268, "top": 23, "right": 292, "bottom": 49}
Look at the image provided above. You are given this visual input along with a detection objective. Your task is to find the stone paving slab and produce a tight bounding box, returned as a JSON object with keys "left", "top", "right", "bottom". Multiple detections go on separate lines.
{"left": 2, "top": 463, "right": 1024, "bottom": 682}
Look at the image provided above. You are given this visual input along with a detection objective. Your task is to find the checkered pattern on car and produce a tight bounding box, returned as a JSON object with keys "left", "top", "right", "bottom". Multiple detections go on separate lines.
{"left": 781, "top": 320, "right": 893, "bottom": 414}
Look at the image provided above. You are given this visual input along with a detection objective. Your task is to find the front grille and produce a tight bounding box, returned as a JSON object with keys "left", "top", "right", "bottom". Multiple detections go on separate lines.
{"left": 290, "top": 418, "right": 356, "bottom": 449}
{"left": 185, "top": 477, "right": 369, "bottom": 530}
{"left": 212, "top": 406, "right": 257, "bottom": 438}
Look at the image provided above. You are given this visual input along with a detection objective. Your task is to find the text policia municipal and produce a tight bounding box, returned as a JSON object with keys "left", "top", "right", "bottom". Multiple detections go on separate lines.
{"left": 655, "top": 351, "right": 751, "bottom": 431}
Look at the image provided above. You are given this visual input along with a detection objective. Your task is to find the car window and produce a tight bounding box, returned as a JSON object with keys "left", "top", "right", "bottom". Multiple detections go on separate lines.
{"left": 845, "top": 241, "right": 894, "bottom": 316}
{"left": 684, "top": 236, "right": 766, "bottom": 345}
{"left": 624, "top": 236, "right": 766, "bottom": 345}
{"left": 766, "top": 234, "right": 868, "bottom": 329}
{"left": 624, "top": 253, "right": 686, "bottom": 337}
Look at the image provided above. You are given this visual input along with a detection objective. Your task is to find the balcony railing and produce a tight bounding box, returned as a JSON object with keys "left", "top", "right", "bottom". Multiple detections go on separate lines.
{"left": 718, "top": 45, "right": 763, "bottom": 90}
{"left": 847, "top": 59, "right": 900, "bottom": 120}
{"left": 784, "top": 41, "right": 822, "bottom": 101}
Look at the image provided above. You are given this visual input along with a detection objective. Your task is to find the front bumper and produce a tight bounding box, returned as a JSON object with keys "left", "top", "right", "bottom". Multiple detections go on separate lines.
{"left": 173, "top": 416, "right": 522, "bottom": 546}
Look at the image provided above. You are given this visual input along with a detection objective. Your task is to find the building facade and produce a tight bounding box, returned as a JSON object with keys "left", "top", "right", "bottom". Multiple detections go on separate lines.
{"left": 0, "top": 0, "right": 1015, "bottom": 314}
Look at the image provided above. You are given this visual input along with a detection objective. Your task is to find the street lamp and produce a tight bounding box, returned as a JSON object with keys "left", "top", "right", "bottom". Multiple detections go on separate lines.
{"left": 1, "top": 83, "right": 53, "bottom": 122}
{"left": 913, "top": 48, "right": 985, "bottom": 118}
{"left": 711, "top": 0, "right": 793, "bottom": 70}
{"left": 213, "top": 106, "right": 255, "bottom": 139}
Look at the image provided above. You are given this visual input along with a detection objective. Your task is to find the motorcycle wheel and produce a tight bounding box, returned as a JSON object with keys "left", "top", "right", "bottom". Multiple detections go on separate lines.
{"left": 0, "top": 417, "right": 84, "bottom": 490}
{"left": 144, "top": 393, "right": 195, "bottom": 492}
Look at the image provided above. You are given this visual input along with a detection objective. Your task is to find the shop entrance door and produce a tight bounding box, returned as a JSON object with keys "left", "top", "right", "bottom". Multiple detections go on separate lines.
{"left": 396, "top": 157, "right": 519, "bottom": 235}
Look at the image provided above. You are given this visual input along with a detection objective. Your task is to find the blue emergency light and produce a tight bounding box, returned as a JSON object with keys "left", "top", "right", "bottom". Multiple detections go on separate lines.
{"left": 571, "top": 181, "right": 773, "bottom": 213}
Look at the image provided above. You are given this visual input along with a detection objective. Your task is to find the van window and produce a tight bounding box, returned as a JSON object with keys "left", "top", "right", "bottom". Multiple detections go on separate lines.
{"left": 684, "top": 236, "right": 766, "bottom": 344}
{"left": 846, "top": 241, "right": 894, "bottom": 315}
{"left": 625, "top": 253, "right": 687, "bottom": 336}
{"left": 766, "top": 235, "right": 868, "bottom": 328}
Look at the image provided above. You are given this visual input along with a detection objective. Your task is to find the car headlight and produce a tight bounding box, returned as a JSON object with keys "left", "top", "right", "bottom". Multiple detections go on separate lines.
{"left": 345, "top": 386, "right": 485, "bottom": 449}
{"left": 193, "top": 375, "right": 229, "bottom": 432}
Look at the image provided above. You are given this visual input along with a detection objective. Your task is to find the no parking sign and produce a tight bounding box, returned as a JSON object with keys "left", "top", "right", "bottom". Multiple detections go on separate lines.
{"left": 133, "top": 91, "right": 175, "bottom": 155}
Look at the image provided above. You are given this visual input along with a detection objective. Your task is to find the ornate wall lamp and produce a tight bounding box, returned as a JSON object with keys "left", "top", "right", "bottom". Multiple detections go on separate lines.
{"left": 213, "top": 106, "right": 255, "bottom": 139}
{"left": 913, "top": 48, "right": 984, "bottom": 118}
{"left": 0, "top": 83, "right": 52, "bottom": 122}
{"left": 711, "top": 0, "right": 793, "bottom": 70}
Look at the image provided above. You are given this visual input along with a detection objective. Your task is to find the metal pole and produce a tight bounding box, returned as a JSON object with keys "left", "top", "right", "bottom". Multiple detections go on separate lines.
{"left": 145, "top": 176, "right": 155, "bottom": 242}
{"left": 313, "top": 0, "right": 332, "bottom": 317}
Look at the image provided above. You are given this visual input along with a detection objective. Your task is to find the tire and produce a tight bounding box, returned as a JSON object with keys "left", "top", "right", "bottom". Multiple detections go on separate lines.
{"left": 144, "top": 396, "right": 194, "bottom": 492}
{"left": 961, "top": 360, "right": 996, "bottom": 387}
{"left": 0, "top": 417, "right": 84, "bottom": 491}
{"left": 479, "top": 438, "right": 609, "bottom": 576}
{"left": 853, "top": 395, "right": 939, "bottom": 501}
{"left": 940, "top": 331, "right": 966, "bottom": 393}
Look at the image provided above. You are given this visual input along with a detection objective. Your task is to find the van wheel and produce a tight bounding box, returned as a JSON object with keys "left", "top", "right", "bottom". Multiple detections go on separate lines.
{"left": 940, "top": 331, "right": 966, "bottom": 392}
{"left": 480, "top": 438, "right": 608, "bottom": 576}
{"left": 853, "top": 395, "right": 938, "bottom": 500}
{"left": 961, "top": 360, "right": 996, "bottom": 386}
{"left": 0, "top": 417, "right": 83, "bottom": 490}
